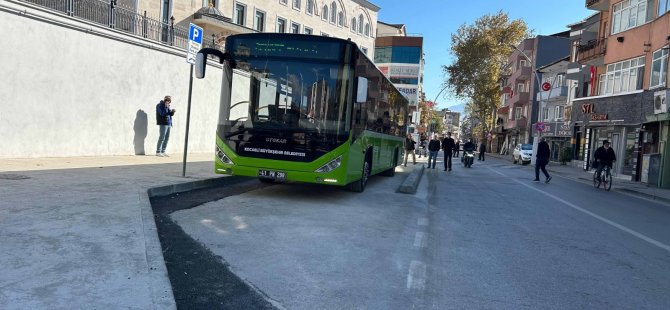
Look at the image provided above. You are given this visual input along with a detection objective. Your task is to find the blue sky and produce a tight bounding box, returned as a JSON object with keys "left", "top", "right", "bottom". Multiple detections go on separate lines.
{"left": 373, "top": 0, "right": 593, "bottom": 110}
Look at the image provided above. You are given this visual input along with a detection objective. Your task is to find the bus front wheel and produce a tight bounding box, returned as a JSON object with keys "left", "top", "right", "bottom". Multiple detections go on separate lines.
{"left": 348, "top": 158, "right": 371, "bottom": 193}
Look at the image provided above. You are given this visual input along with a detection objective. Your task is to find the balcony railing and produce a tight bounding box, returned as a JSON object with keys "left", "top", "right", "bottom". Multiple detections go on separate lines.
{"left": 509, "top": 66, "right": 531, "bottom": 82}
{"left": 508, "top": 91, "right": 530, "bottom": 106}
{"left": 577, "top": 38, "right": 606, "bottom": 62}
{"left": 537, "top": 86, "right": 569, "bottom": 101}
{"left": 19, "top": 0, "right": 218, "bottom": 51}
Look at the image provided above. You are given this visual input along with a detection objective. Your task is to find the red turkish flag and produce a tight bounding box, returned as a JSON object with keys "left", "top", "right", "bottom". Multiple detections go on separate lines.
{"left": 590, "top": 66, "right": 595, "bottom": 96}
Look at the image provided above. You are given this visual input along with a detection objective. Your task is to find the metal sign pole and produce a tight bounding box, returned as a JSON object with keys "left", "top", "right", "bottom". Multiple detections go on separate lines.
{"left": 182, "top": 65, "right": 194, "bottom": 177}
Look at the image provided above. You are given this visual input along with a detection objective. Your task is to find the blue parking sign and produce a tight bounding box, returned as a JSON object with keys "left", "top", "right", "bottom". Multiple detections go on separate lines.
{"left": 189, "top": 23, "right": 203, "bottom": 45}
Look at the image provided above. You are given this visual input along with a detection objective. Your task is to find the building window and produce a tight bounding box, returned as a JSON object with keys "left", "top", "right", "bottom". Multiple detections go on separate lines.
{"left": 304, "top": 27, "right": 313, "bottom": 35}
{"left": 291, "top": 22, "right": 300, "bottom": 34}
{"left": 202, "top": 0, "right": 217, "bottom": 7}
{"left": 279, "top": 0, "right": 287, "bottom": 5}
{"left": 519, "top": 59, "right": 529, "bottom": 68}
{"left": 600, "top": 56, "right": 645, "bottom": 95}
{"left": 338, "top": 12, "right": 344, "bottom": 27}
{"left": 306, "top": 0, "right": 313, "bottom": 15}
{"left": 517, "top": 82, "right": 527, "bottom": 93}
{"left": 542, "top": 107, "right": 549, "bottom": 121}
{"left": 515, "top": 107, "right": 523, "bottom": 119}
{"left": 364, "top": 23, "right": 370, "bottom": 36}
{"left": 293, "top": 0, "right": 300, "bottom": 10}
{"left": 659, "top": 0, "right": 670, "bottom": 17}
{"left": 358, "top": 14, "right": 364, "bottom": 33}
{"left": 277, "top": 17, "right": 286, "bottom": 33}
{"left": 330, "top": 2, "right": 336, "bottom": 23}
{"left": 322, "top": 5, "right": 328, "bottom": 21}
{"left": 254, "top": 10, "right": 265, "bottom": 32}
{"left": 555, "top": 106, "right": 564, "bottom": 120}
{"left": 650, "top": 47, "right": 668, "bottom": 88}
{"left": 351, "top": 17, "right": 357, "bottom": 32}
{"left": 234, "top": 3, "right": 246, "bottom": 26}
{"left": 611, "top": 0, "right": 652, "bottom": 35}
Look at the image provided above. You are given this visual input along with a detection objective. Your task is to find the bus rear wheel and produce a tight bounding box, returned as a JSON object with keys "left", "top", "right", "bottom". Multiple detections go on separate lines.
{"left": 382, "top": 151, "right": 398, "bottom": 177}
{"left": 348, "top": 159, "right": 371, "bottom": 193}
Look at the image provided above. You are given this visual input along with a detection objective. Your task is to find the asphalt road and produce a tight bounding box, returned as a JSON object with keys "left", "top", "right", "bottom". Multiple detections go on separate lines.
{"left": 169, "top": 155, "right": 670, "bottom": 309}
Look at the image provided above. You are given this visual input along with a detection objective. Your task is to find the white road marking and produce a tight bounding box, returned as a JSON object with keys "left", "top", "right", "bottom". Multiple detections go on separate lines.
{"left": 413, "top": 232, "right": 426, "bottom": 248}
{"left": 406, "top": 260, "right": 427, "bottom": 291}
{"left": 512, "top": 178, "right": 670, "bottom": 253}
{"left": 417, "top": 218, "right": 429, "bottom": 226}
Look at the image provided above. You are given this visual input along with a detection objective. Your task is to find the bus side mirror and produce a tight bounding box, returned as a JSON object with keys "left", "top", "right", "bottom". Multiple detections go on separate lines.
{"left": 356, "top": 77, "right": 368, "bottom": 103}
{"left": 195, "top": 52, "right": 207, "bottom": 79}
{"left": 193, "top": 48, "right": 235, "bottom": 79}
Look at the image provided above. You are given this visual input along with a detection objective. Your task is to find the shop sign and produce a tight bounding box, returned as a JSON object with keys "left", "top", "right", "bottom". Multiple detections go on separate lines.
{"left": 581, "top": 103, "right": 608, "bottom": 121}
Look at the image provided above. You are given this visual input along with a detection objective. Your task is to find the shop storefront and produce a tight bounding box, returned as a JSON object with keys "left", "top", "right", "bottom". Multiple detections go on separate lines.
{"left": 571, "top": 91, "right": 653, "bottom": 180}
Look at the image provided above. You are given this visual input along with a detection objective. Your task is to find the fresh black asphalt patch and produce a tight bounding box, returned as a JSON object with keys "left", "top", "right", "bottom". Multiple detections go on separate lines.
{"left": 150, "top": 177, "right": 277, "bottom": 309}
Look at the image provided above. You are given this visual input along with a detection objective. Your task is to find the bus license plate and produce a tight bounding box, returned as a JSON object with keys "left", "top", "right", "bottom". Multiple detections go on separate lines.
{"left": 258, "top": 170, "right": 286, "bottom": 181}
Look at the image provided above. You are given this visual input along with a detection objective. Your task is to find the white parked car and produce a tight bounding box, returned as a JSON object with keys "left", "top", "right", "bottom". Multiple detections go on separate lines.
{"left": 513, "top": 144, "right": 533, "bottom": 165}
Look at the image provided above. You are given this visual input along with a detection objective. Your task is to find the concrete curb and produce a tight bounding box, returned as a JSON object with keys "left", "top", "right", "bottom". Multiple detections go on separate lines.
{"left": 147, "top": 176, "right": 232, "bottom": 198}
{"left": 397, "top": 165, "right": 425, "bottom": 194}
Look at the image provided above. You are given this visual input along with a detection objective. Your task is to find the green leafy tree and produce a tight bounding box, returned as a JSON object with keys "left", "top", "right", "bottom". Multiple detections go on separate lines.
{"left": 443, "top": 11, "right": 530, "bottom": 143}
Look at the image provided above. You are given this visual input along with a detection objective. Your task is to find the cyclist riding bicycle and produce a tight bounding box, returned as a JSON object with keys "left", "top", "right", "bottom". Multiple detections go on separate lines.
{"left": 594, "top": 140, "right": 616, "bottom": 179}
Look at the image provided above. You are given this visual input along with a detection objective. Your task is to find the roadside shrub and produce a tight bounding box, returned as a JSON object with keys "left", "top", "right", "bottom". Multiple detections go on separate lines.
{"left": 560, "top": 146, "right": 572, "bottom": 165}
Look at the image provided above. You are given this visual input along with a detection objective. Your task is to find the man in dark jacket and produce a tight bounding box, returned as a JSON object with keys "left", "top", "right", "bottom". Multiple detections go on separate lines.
{"left": 156, "top": 95, "right": 176, "bottom": 157}
{"left": 534, "top": 137, "right": 551, "bottom": 183}
{"left": 404, "top": 133, "right": 416, "bottom": 166}
{"left": 454, "top": 140, "right": 460, "bottom": 157}
{"left": 478, "top": 141, "right": 487, "bottom": 161}
{"left": 594, "top": 140, "right": 616, "bottom": 179}
{"left": 442, "top": 132, "right": 455, "bottom": 171}
{"left": 427, "top": 134, "right": 441, "bottom": 169}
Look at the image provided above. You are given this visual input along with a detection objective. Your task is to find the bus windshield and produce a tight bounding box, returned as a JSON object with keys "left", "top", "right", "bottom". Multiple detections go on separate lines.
{"left": 220, "top": 37, "right": 350, "bottom": 137}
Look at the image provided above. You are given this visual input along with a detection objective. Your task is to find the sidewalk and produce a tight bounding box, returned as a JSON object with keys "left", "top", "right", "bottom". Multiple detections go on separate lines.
{"left": 0, "top": 151, "right": 433, "bottom": 309}
{"left": 486, "top": 152, "right": 670, "bottom": 204}
{"left": 0, "top": 153, "right": 225, "bottom": 309}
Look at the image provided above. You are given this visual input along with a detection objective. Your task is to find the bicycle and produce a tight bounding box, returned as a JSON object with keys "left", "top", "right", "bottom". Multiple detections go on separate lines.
{"left": 593, "top": 164, "right": 612, "bottom": 191}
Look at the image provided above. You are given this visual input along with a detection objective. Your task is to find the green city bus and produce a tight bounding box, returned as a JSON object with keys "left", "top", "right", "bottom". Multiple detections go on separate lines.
{"left": 195, "top": 33, "right": 409, "bottom": 192}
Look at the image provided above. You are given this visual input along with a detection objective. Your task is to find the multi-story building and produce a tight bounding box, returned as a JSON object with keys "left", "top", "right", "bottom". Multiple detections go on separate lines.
{"left": 374, "top": 22, "right": 424, "bottom": 133}
{"left": 441, "top": 109, "right": 461, "bottom": 140}
{"left": 499, "top": 35, "right": 570, "bottom": 151}
{"left": 568, "top": 0, "right": 670, "bottom": 187}
{"left": 536, "top": 56, "right": 573, "bottom": 161}
{"left": 137, "top": 0, "right": 380, "bottom": 53}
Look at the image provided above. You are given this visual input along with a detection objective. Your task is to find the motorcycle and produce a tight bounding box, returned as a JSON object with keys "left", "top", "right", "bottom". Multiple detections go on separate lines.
{"left": 462, "top": 150, "right": 475, "bottom": 168}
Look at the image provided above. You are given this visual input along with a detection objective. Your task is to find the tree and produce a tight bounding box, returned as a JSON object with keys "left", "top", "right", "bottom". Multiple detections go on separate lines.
{"left": 443, "top": 11, "right": 530, "bottom": 143}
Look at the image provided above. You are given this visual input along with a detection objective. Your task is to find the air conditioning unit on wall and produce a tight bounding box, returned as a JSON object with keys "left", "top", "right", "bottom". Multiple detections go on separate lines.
{"left": 653, "top": 90, "right": 668, "bottom": 114}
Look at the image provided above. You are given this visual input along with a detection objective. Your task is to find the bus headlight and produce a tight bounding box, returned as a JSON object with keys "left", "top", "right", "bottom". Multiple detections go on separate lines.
{"left": 315, "top": 155, "right": 342, "bottom": 173}
{"left": 216, "top": 146, "right": 234, "bottom": 165}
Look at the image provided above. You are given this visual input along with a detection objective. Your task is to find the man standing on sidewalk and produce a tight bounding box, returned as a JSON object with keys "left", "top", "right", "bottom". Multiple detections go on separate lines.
{"left": 442, "top": 132, "right": 455, "bottom": 171}
{"left": 427, "top": 134, "right": 441, "bottom": 169}
{"left": 478, "top": 141, "right": 486, "bottom": 161}
{"left": 534, "top": 137, "right": 552, "bottom": 183}
{"left": 403, "top": 133, "right": 416, "bottom": 166}
{"left": 156, "top": 95, "right": 175, "bottom": 157}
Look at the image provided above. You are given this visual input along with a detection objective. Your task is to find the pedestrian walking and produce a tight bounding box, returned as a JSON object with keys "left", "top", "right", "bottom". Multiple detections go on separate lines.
{"left": 454, "top": 140, "right": 460, "bottom": 158}
{"left": 442, "top": 132, "right": 455, "bottom": 171}
{"left": 534, "top": 137, "right": 552, "bottom": 183}
{"left": 403, "top": 133, "right": 416, "bottom": 166}
{"left": 427, "top": 134, "right": 441, "bottom": 169}
{"left": 156, "top": 95, "right": 175, "bottom": 157}
{"left": 478, "top": 141, "right": 486, "bottom": 161}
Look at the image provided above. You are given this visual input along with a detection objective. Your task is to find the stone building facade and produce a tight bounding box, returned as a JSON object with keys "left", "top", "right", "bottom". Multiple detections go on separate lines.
{"left": 137, "top": 0, "right": 379, "bottom": 54}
